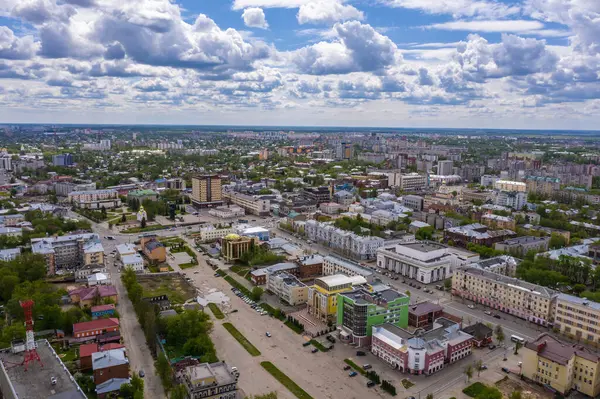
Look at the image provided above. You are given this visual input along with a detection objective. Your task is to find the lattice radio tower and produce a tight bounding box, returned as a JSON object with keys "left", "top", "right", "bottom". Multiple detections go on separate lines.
{"left": 20, "top": 300, "right": 43, "bottom": 371}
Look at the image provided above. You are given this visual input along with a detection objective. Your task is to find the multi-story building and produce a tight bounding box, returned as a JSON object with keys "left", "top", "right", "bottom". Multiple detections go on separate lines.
{"left": 522, "top": 224, "right": 571, "bottom": 244}
{"left": 389, "top": 173, "right": 427, "bottom": 191}
{"left": 116, "top": 243, "right": 136, "bottom": 260}
{"left": 402, "top": 195, "right": 424, "bottom": 211}
{"left": 522, "top": 333, "right": 600, "bottom": 397}
{"left": 53, "top": 153, "right": 74, "bottom": 167}
{"left": 494, "top": 189, "right": 528, "bottom": 210}
{"left": 165, "top": 177, "right": 186, "bottom": 191}
{"left": 176, "top": 361, "right": 238, "bottom": 399}
{"left": 551, "top": 294, "right": 600, "bottom": 345}
{"left": 122, "top": 254, "right": 144, "bottom": 272}
{"left": 371, "top": 318, "right": 473, "bottom": 375}
{"left": 92, "top": 348, "right": 129, "bottom": 386}
{"left": 495, "top": 180, "right": 527, "bottom": 192}
{"left": 208, "top": 205, "right": 245, "bottom": 219}
{"left": 198, "top": 225, "right": 234, "bottom": 243}
{"left": 336, "top": 142, "right": 354, "bottom": 160}
{"left": 337, "top": 288, "right": 409, "bottom": 346}
{"left": 495, "top": 236, "right": 550, "bottom": 256}
{"left": 32, "top": 233, "right": 104, "bottom": 275}
{"left": 461, "top": 189, "right": 494, "bottom": 204}
{"left": 524, "top": 176, "right": 561, "bottom": 196}
{"left": 480, "top": 175, "right": 499, "bottom": 187}
{"left": 0, "top": 247, "right": 21, "bottom": 261}
{"left": 297, "top": 254, "right": 324, "bottom": 278}
{"left": 480, "top": 213, "right": 516, "bottom": 230}
{"left": 54, "top": 181, "right": 97, "bottom": 197}
{"left": 470, "top": 255, "right": 520, "bottom": 276}
{"left": 307, "top": 274, "right": 368, "bottom": 324}
{"left": 267, "top": 272, "right": 308, "bottom": 306}
{"left": 68, "top": 189, "right": 120, "bottom": 209}
{"left": 444, "top": 223, "right": 516, "bottom": 248}
{"left": 301, "top": 186, "right": 331, "bottom": 204}
{"left": 437, "top": 160, "right": 453, "bottom": 176}
{"left": 221, "top": 234, "right": 254, "bottom": 262}
{"left": 333, "top": 190, "right": 354, "bottom": 206}
{"left": 323, "top": 255, "right": 373, "bottom": 282}
{"left": 320, "top": 202, "right": 343, "bottom": 214}
{"left": 408, "top": 302, "right": 443, "bottom": 329}
{"left": 304, "top": 220, "right": 384, "bottom": 260}
{"left": 376, "top": 241, "right": 454, "bottom": 284}
{"left": 127, "top": 189, "right": 159, "bottom": 202}
{"left": 452, "top": 267, "right": 555, "bottom": 325}
{"left": 192, "top": 174, "right": 223, "bottom": 208}
{"left": 222, "top": 191, "right": 270, "bottom": 216}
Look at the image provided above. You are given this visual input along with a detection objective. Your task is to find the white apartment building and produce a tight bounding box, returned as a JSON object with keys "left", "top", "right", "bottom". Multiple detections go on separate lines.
{"left": 267, "top": 272, "right": 308, "bottom": 306}
{"left": 68, "top": 189, "right": 120, "bottom": 209}
{"left": 208, "top": 205, "right": 246, "bottom": 219}
{"left": 122, "top": 253, "right": 144, "bottom": 272}
{"left": 389, "top": 173, "right": 428, "bottom": 191}
{"left": 197, "top": 225, "right": 234, "bottom": 242}
{"left": 494, "top": 190, "right": 528, "bottom": 210}
{"left": 377, "top": 240, "right": 455, "bottom": 284}
{"left": 0, "top": 247, "right": 21, "bottom": 261}
{"left": 304, "top": 220, "right": 384, "bottom": 260}
{"left": 494, "top": 180, "right": 527, "bottom": 192}
{"left": 222, "top": 191, "right": 270, "bottom": 216}
{"left": 452, "top": 267, "right": 555, "bottom": 325}
{"left": 402, "top": 195, "right": 424, "bottom": 211}
{"left": 116, "top": 243, "right": 137, "bottom": 260}
{"left": 323, "top": 255, "right": 373, "bottom": 281}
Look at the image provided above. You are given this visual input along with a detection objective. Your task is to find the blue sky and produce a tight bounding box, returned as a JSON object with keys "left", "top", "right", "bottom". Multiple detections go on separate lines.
{"left": 0, "top": 0, "right": 598, "bottom": 129}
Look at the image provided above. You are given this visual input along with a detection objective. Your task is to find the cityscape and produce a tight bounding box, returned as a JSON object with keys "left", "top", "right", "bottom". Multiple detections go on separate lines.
{"left": 0, "top": 1, "right": 600, "bottom": 399}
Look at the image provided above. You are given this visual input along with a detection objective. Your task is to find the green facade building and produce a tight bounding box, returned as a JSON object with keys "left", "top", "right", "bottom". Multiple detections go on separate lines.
{"left": 336, "top": 288, "right": 409, "bottom": 347}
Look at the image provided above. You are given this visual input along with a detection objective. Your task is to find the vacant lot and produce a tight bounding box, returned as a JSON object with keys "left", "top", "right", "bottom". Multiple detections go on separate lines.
{"left": 138, "top": 274, "right": 196, "bottom": 304}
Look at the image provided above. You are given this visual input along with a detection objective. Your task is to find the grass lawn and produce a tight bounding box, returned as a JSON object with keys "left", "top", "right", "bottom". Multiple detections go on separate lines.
{"left": 179, "top": 262, "right": 198, "bottom": 269}
{"left": 223, "top": 275, "right": 251, "bottom": 297}
{"left": 401, "top": 379, "right": 414, "bottom": 389}
{"left": 52, "top": 345, "right": 78, "bottom": 362}
{"left": 284, "top": 320, "right": 303, "bottom": 334}
{"left": 260, "top": 361, "right": 314, "bottom": 399}
{"left": 138, "top": 274, "right": 196, "bottom": 304}
{"left": 463, "top": 382, "right": 487, "bottom": 397}
{"left": 222, "top": 323, "right": 261, "bottom": 356}
{"left": 344, "top": 359, "right": 366, "bottom": 376}
{"left": 309, "top": 340, "right": 329, "bottom": 352}
{"left": 207, "top": 303, "right": 225, "bottom": 320}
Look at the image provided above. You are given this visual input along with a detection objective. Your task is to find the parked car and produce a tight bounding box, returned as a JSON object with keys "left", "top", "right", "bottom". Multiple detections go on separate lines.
{"left": 484, "top": 310, "right": 492, "bottom": 315}
{"left": 363, "top": 364, "right": 372, "bottom": 370}
{"left": 343, "top": 365, "right": 351, "bottom": 370}
{"left": 311, "top": 348, "right": 318, "bottom": 353}
{"left": 326, "top": 335, "right": 336, "bottom": 343}
{"left": 50, "top": 376, "right": 57, "bottom": 385}
{"left": 367, "top": 381, "right": 376, "bottom": 388}
{"left": 488, "top": 344, "right": 496, "bottom": 350}
{"left": 356, "top": 351, "right": 366, "bottom": 356}
{"left": 468, "top": 305, "right": 475, "bottom": 309}
{"left": 493, "top": 314, "right": 501, "bottom": 319}
{"left": 479, "top": 365, "right": 488, "bottom": 370}
{"left": 230, "top": 309, "right": 238, "bottom": 313}
{"left": 303, "top": 342, "right": 311, "bottom": 347}
{"left": 266, "top": 332, "right": 272, "bottom": 337}
{"left": 214, "top": 273, "right": 220, "bottom": 277}
{"left": 349, "top": 371, "right": 358, "bottom": 377}
{"left": 139, "top": 370, "right": 145, "bottom": 378}
{"left": 501, "top": 367, "right": 510, "bottom": 373}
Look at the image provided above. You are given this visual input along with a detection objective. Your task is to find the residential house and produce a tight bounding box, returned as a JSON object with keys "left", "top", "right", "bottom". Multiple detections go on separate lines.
{"left": 69, "top": 285, "right": 118, "bottom": 308}
{"left": 92, "top": 348, "right": 129, "bottom": 385}
{"left": 73, "top": 318, "right": 120, "bottom": 339}
{"left": 141, "top": 237, "right": 166, "bottom": 263}
{"left": 79, "top": 343, "right": 99, "bottom": 370}
{"left": 91, "top": 304, "right": 116, "bottom": 319}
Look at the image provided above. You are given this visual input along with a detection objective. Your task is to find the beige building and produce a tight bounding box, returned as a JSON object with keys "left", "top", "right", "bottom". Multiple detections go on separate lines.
{"left": 452, "top": 267, "right": 555, "bottom": 325}
{"left": 552, "top": 294, "right": 600, "bottom": 345}
{"left": 192, "top": 174, "right": 223, "bottom": 207}
{"left": 221, "top": 234, "right": 254, "bottom": 262}
{"left": 222, "top": 191, "right": 270, "bottom": 216}
{"left": 267, "top": 272, "right": 308, "bottom": 306}
{"left": 522, "top": 333, "right": 600, "bottom": 397}
{"left": 197, "top": 225, "right": 234, "bottom": 243}
{"left": 494, "top": 180, "right": 527, "bottom": 192}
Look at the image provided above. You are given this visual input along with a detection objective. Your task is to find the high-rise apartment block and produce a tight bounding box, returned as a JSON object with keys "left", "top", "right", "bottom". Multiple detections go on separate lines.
{"left": 192, "top": 174, "right": 223, "bottom": 208}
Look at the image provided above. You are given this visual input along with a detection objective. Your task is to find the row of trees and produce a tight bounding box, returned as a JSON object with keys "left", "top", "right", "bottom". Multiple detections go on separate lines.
{"left": 517, "top": 253, "right": 600, "bottom": 291}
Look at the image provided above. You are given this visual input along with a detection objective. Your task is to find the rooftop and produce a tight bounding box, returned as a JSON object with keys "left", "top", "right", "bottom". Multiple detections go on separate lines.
{"left": 401, "top": 241, "right": 446, "bottom": 253}
{"left": 73, "top": 318, "right": 119, "bottom": 334}
{"left": 324, "top": 255, "right": 373, "bottom": 277}
{"left": 0, "top": 339, "right": 86, "bottom": 399}
{"left": 116, "top": 243, "right": 136, "bottom": 254}
{"left": 409, "top": 301, "right": 443, "bottom": 316}
{"left": 458, "top": 267, "right": 556, "bottom": 298}
{"left": 557, "top": 293, "right": 600, "bottom": 311}
{"left": 474, "top": 255, "right": 521, "bottom": 270}
{"left": 128, "top": 189, "right": 158, "bottom": 196}
{"left": 298, "top": 254, "right": 324, "bottom": 265}
{"left": 316, "top": 274, "right": 367, "bottom": 289}
{"left": 122, "top": 253, "right": 143, "bottom": 264}
{"left": 183, "top": 361, "right": 236, "bottom": 386}
{"left": 342, "top": 288, "right": 407, "bottom": 305}
{"left": 497, "top": 236, "right": 549, "bottom": 245}
{"left": 92, "top": 348, "right": 128, "bottom": 370}
{"left": 525, "top": 333, "right": 600, "bottom": 365}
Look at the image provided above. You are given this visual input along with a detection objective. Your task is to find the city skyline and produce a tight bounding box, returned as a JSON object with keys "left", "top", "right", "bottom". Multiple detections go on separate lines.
{"left": 0, "top": 0, "right": 598, "bottom": 129}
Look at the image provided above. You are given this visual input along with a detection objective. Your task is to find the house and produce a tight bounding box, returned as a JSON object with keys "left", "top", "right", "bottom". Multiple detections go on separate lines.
{"left": 408, "top": 302, "right": 443, "bottom": 329}
{"left": 141, "top": 238, "right": 166, "bottom": 263}
{"left": 92, "top": 348, "right": 129, "bottom": 385}
{"left": 121, "top": 253, "right": 144, "bottom": 272}
{"left": 79, "top": 343, "right": 99, "bottom": 370}
{"left": 75, "top": 264, "right": 107, "bottom": 280}
{"left": 87, "top": 272, "right": 111, "bottom": 286}
{"left": 69, "top": 285, "right": 118, "bottom": 307}
{"left": 461, "top": 323, "right": 493, "bottom": 348}
{"left": 116, "top": 243, "right": 137, "bottom": 260}
{"left": 91, "top": 304, "right": 116, "bottom": 319}
{"left": 73, "top": 318, "right": 120, "bottom": 339}
{"left": 96, "top": 378, "right": 130, "bottom": 399}
{"left": 0, "top": 247, "right": 21, "bottom": 261}
{"left": 142, "top": 294, "right": 171, "bottom": 311}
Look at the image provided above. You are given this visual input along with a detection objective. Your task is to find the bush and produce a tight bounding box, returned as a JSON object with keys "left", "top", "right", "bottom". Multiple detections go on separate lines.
{"left": 463, "top": 382, "right": 487, "bottom": 397}
{"left": 381, "top": 380, "right": 397, "bottom": 396}
{"left": 207, "top": 303, "right": 224, "bottom": 320}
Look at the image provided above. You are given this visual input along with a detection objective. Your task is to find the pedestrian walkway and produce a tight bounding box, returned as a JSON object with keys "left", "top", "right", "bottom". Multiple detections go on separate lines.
{"left": 289, "top": 308, "right": 330, "bottom": 337}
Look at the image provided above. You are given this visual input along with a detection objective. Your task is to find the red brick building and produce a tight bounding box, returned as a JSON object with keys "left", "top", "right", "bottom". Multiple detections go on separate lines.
{"left": 408, "top": 302, "right": 443, "bottom": 329}
{"left": 79, "top": 343, "right": 99, "bottom": 370}
{"left": 92, "top": 348, "right": 129, "bottom": 385}
{"left": 73, "top": 318, "right": 120, "bottom": 339}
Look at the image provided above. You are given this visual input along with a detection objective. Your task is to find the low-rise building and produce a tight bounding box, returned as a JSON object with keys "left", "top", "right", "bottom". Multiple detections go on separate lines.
{"left": 337, "top": 288, "right": 409, "bottom": 347}
{"left": 402, "top": 195, "right": 424, "bottom": 211}
{"left": 127, "top": 189, "right": 159, "bottom": 202}
{"left": 301, "top": 186, "right": 331, "bottom": 204}
{"left": 0, "top": 247, "right": 21, "bottom": 261}
{"left": 333, "top": 190, "right": 354, "bottom": 206}
{"left": 320, "top": 202, "right": 343, "bottom": 214}
{"left": 371, "top": 318, "right": 473, "bottom": 375}
{"left": 251, "top": 262, "right": 297, "bottom": 285}
{"left": 461, "top": 322, "right": 493, "bottom": 347}
{"left": 323, "top": 255, "right": 373, "bottom": 282}
{"left": 69, "top": 285, "right": 118, "bottom": 307}
{"left": 221, "top": 234, "right": 254, "bottom": 262}
{"left": 307, "top": 274, "right": 368, "bottom": 324}
{"left": 495, "top": 236, "right": 550, "bottom": 256}
{"left": 408, "top": 302, "right": 443, "bottom": 329}
{"left": 444, "top": 223, "right": 516, "bottom": 248}
{"left": 522, "top": 224, "right": 571, "bottom": 244}
{"left": 116, "top": 243, "right": 136, "bottom": 260}
{"left": 267, "top": 272, "right": 308, "bottom": 306}
{"left": 297, "top": 254, "right": 323, "bottom": 279}
{"left": 222, "top": 191, "right": 270, "bottom": 216}
{"left": 452, "top": 267, "right": 555, "bottom": 325}
{"left": 376, "top": 241, "right": 453, "bottom": 284}
{"left": 481, "top": 213, "right": 516, "bottom": 230}
{"left": 122, "top": 253, "right": 144, "bottom": 272}
{"left": 92, "top": 348, "right": 129, "bottom": 385}
{"left": 176, "top": 361, "right": 238, "bottom": 399}
{"left": 141, "top": 237, "right": 166, "bottom": 263}
{"left": 73, "top": 318, "right": 120, "bottom": 339}
{"left": 88, "top": 272, "right": 111, "bottom": 286}
{"left": 208, "top": 205, "right": 245, "bottom": 219}
{"left": 0, "top": 227, "right": 22, "bottom": 238}
{"left": 522, "top": 333, "right": 600, "bottom": 397}
{"left": 91, "top": 304, "right": 116, "bottom": 319}
{"left": 198, "top": 225, "right": 234, "bottom": 243}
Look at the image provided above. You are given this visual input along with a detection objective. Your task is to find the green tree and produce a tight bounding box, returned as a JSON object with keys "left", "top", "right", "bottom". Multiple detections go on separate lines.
{"left": 251, "top": 286, "right": 264, "bottom": 301}
{"left": 170, "top": 384, "right": 189, "bottom": 399}
{"left": 156, "top": 352, "right": 173, "bottom": 390}
{"left": 509, "top": 391, "right": 523, "bottom": 399}
{"left": 443, "top": 278, "right": 452, "bottom": 290}
{"left": 415, "top": 226, "right": 434, "bottom": 240}
{"left": 426, "top": 394, "right": 434, "bottom": 399}
{"left": 475, "top": 386, "right": 502, "bottom": 399}
{"left": 475, "top": 359, "right": 483, "bottom": 377}
{"left": 121, "top": 213, "right": 127, "bottom": 223}
{"left": 464, "top": 365, "right": 473, "bottom": 383}
{"left": 495, "top": 325, "right": 505, "bottom": 345}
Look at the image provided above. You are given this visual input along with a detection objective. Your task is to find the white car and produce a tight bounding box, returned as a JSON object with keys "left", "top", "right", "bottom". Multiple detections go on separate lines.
{"left": 468, "top": 305, "right": 475, "bottom": 309}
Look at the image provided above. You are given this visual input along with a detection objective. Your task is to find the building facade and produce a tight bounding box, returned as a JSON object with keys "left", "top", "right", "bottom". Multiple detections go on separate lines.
{"left": 192, "top": 175, "right": 223, "bottom": 207}
{"left": 304, "top": 220, "right": 384, "bottom": 260}
{"left": 376, "top": 241, "right": 453, "bottom": 284}
{"left": 495, "top": 236, "right": 550, "bottom": 256}
{"left": 323, "top": 255, "right": 373, "bottom": 281}
{"left": 176, "top": 361, "right": 238, "bottom": 399}
{"left": 222, "top": 191, "right": 270, "bottom": 216}
{"left": 68, "top": 189, "right": 120, "bottom": 209}
{"left": 307, "top": 275, "right": 368, "bottom": 323}
{"left": 552, "top": 294, "right": 600, "bottom": 345}
{"left": 267, "top": 272, "right": 308, "bottom": 306}
{"left": 31, "top": 233, "right": 104, "bottom": 275}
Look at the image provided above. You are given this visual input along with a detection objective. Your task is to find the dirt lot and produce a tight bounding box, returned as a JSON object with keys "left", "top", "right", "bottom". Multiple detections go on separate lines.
{"left": 496, "top": 377, "right": 553, "bottom": 399}
{"left": 137, "top": 274, "right": 196, "bottom": 304}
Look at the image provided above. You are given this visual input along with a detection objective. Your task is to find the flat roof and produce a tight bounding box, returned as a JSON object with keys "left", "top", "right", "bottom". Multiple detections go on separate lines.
{"left": 324, "top": 255, "right": 373, "bottom": 277}
{"left": 459, "top": 267, "right": 555, "bottom": 298}
{"left": 316, "top": 274, "right": 366, "bottom": 288}
{"left": 401, "top": 241, "right": 446, "bottom": 253}
{"left": 0, "top": 340, "right": 86, "bottom": 399}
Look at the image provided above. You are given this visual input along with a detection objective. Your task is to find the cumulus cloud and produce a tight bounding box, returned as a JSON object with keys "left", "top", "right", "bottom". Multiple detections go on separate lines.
{"left": 292, "top": 21, "right": 401, "bottom": 74}
{"left": 297, "top": 0, "right": 364, "bottom": 25}
{"left": 426, "top": 20, "right": 545, "bottom": 33}
{"left": 0, "top": 27, "right": 39, "bottom": 60}
{"left": 382, "top": 0, "right": 520, "bottom": 19}
{"left": 232, "top": 0, "right": 310, "bottom": 9}
{"left": 242, "top": 7, "right": 269, "bottom": 29}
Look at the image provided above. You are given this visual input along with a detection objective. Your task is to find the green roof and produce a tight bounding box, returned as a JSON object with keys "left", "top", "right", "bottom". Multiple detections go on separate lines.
{"left": 128, "top": 189, "right": 159, "bottom": 197}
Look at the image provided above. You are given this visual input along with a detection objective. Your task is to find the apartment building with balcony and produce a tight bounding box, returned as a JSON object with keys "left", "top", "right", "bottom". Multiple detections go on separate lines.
{"left": 32, "top": 233, "right": 104, "bottom": 275}
{"left": 304, "top": 220, "right": 384, "bottom": 260}
{"left": 452, "top": 267, "right": 555, "bottom": 325}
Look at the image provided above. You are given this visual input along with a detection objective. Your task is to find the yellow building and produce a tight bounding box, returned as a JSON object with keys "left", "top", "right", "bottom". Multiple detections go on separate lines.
{"left": 523, "top": 333, "right": 600, "bottom": 397}
{"left": 221, "top": 234, "right": 255, "bottom": 262}
{"left": 307, "top": 274, "right": 368, "bottom": 323}
{"left": 192, "top": 174, "right": 223, "bottom": 207}
{"left": 552, "top": 294, "right": 600, "bottom": 345}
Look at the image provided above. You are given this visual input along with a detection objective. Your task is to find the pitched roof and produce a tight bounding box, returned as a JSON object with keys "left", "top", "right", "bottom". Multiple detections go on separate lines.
{"left": 95, "top": 378, "right": 130, "bottom": 395}
{"left": 144, "top": 240, "right": 164, "bottom": 251}
{"left": 91, "top": 304, "right": 115, "bottom": 313}
{"left": 92, "top": 348, "right": 128, "bottom": 370}
{"left": 73, "top": 318, "right": 119, "bottom": 334}
{"left": 461, "top": 322, "right": 493, "bottom": 339}
{"left": 69, "top": 285, "right": 117, "bottom": 301}
{"left": 79, "top": 343, "right": 99, "bottom": 358}
{"left": 100, "top": 343, "right": 125, "bottom": 351}
{"left": 409, "top": 301, "right": 443, "bottom": 316}
{"left": 525, "top": 333, "right": 600, "bottom": 365}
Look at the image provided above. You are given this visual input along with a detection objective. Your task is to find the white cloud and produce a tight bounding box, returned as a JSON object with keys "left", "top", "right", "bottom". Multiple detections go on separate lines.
{"left": 297, "top": 0, "right": 364, "bottom": 25}
{"left": 0, "top": 27, "right": 39, "bottom": 60}
{"left": 242, "top": 7, "right": 269, "bottom": 29}
{"left": 382, "top": 0, "right": 520, "bottom": 19}
{"left": 232, "top": 0, "right": 310, "bottom": 10}
{"left": 426, "top": 20, "right": 545, "bottom": 33}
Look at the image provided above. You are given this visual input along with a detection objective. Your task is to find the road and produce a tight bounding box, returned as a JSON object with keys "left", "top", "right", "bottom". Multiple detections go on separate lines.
{"left": 71, "top": 211, "right": 164, "bottom": 399}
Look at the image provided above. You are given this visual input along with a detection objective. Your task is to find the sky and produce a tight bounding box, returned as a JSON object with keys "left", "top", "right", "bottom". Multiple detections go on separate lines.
{"left": 0, "top": 0, "right": 598, "bottom": 130}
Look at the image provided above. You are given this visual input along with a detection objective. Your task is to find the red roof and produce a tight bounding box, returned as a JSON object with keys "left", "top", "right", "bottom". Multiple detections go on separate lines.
{"left": 69, "top": 286, "right": 118, "bottom": 302}
{"left": 79, "top": 343, "right": 99, "bottom": 358}
{"left": 101, "top": 343, "right": 125, "bottom": 351}
{"left": 91, "top": 304, "right": 116, "bottom": 313}
{"left": 73, "top": 318, "right": 119, "bottom": 334}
